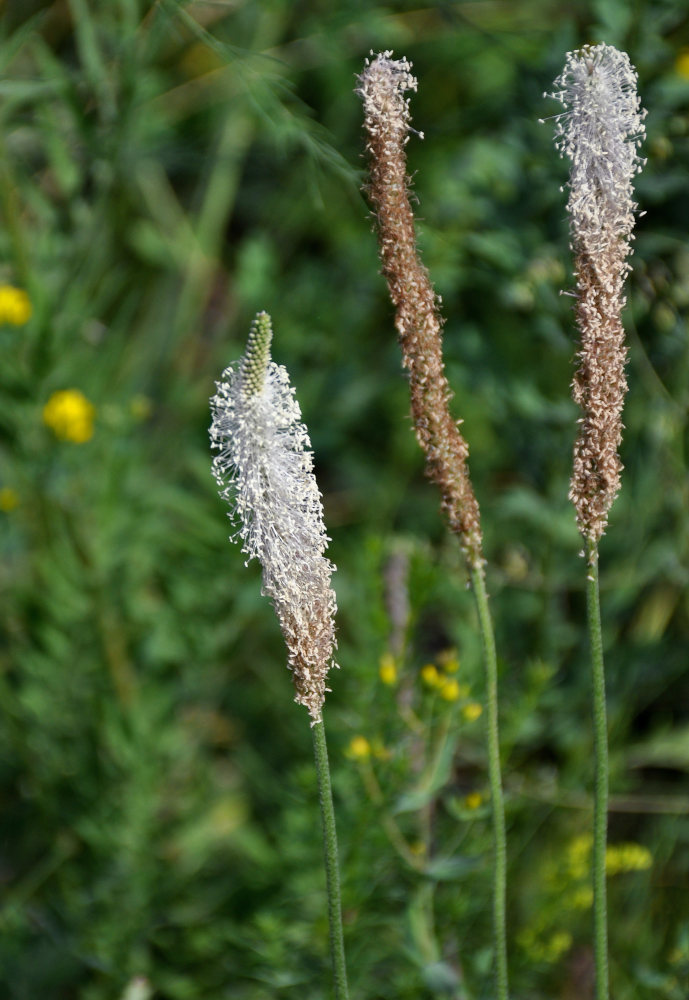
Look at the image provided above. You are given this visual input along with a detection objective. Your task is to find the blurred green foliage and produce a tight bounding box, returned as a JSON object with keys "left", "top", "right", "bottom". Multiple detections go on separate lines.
{"left": 0, "top": 0, "right": 688, "bottom": 997}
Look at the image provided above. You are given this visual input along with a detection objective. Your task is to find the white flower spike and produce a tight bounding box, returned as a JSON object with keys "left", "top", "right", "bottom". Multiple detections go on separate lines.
{"left": 546, "top": 44, "right": 646, "bottom": 549}
{"left": 549, "top": 43, "right": 646, "bottom": 260}
{"left": 210, "top": 312, "right": 337, "bottom": 722}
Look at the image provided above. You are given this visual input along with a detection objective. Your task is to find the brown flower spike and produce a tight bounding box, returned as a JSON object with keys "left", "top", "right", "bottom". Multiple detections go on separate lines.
{"left": 357, "top": 52, "right": 484, "bottom": 571}
{"left": 547, "top": 44, "right": 646, "bottom": 553}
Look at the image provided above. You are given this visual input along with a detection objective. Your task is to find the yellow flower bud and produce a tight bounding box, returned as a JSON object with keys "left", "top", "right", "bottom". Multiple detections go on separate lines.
{"left": 42, "top": 389, "right": 95, "bottom": 443}
{"left": 0, "top": 285, "right": 32, "bottom": 325}
{"left": 420, "top": 663, "right": 440, "bottom": 687}
{"left": 348, "top": 736, "right": 371, "bottom": 760}
{"left": 462, "top": 702, "right": 483, "bottom": 722}
{"left": 439, "top": 678, "right": 460, "bottom": 701}
{"left": 379, "top": 652, "right": 397, "bottom": 685}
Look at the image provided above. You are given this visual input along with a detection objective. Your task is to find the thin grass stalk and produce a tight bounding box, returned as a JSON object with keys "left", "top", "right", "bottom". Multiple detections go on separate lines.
{"left": 357, "top": 52, "right": 508, "bottom": 1000}
{"left": 585, "top": 539, "right": 609, "bottom": 1000}
{"left": 472, "top": 567, "right": 508, "bottom": 999}
{"left": 312, "top": 719, "right": 350, "bottom": 1000}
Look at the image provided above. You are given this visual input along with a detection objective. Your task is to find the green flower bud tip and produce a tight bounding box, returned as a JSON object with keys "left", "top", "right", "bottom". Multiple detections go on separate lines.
{"left": 241, "top": 311, "right": 273, "bottom": 397}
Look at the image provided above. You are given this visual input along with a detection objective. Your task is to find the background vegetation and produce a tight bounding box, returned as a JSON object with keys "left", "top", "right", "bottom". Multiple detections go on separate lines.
{"left": 1, "top": 1, "right": 688, "bottom": 997}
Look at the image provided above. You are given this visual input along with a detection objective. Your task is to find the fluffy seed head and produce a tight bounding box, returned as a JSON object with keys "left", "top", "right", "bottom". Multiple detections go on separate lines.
{"left": 549, "top": 43, "right": 646, "bottom": 259}
{"left": 357, "top": 50, "right": 422, "bottom": 145}
{"left": 210, "top": 312, "right": 337, "bottom": 722}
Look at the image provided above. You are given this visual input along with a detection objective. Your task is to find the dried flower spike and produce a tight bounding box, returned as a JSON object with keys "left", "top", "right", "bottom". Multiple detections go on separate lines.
{"left": 210, "top": 312, "right": 337, "bottom": 722}
{"left": 357, "top": 51, "right": 484, "bottom": 571}
{"left": 546, "top": 44, "right": 646, "bottom": 550}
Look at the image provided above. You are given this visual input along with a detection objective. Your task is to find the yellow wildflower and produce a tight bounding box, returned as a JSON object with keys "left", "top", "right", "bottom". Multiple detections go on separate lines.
{"left": 43, "top": 389, "right": 95, "bottom": 443}
{"left": 605, "top": 842, "right": 652, "bottom": 875}
{"left": 462, "top": 701, "right": 483, "bottom": 722}
{"left": 0, "top": 487, "right": 19, "bottom": 512}
{"left": 379, "top": 652, "right": 397, "bottom": 685}
{"left": 420, "top": 663, "right": 440, "bottom": 687}
{"left": 439, "top": 678, "right": 460, "bottom": 701}
{"left": 0, "top": 285, "right": 31, "bottom": 325}
{"left": 566, "top": 833, "right": 592, "bottom": 879}
{"left": 347, "top": 735, "right": 371, "bottom": 760}
{"left": 464, "top": 791, "right": 483, "bottom": 810}
{"left": 518, "top": 927, "right": 572, "bottom": 964}
{"left": 676, "top": 49, "right": 689, "bottom": 79}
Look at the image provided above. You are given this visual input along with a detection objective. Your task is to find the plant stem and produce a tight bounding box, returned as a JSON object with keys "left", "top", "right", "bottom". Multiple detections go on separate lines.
{"left": 586, "top": 538, "right": 609, "bottom": 1000}
{"left": 471, "top": 567, "right": 508, "bottom": 1000}
{"left": 358, "top": 758, "right": 425, "bottom": 872}
{"left": 312, "top": 719, "right": 349, "bottom": 1000}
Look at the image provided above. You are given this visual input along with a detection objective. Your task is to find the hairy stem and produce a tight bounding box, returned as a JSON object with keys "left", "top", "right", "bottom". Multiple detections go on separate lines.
{"left": 312, "top": 720, "right": 349, "bottom": 1000}
{"left": 586, "top": 539, "right": 609, "bottom": 1000}
{"left": 472, "top": 567, "right": 508, "bottom": 1000}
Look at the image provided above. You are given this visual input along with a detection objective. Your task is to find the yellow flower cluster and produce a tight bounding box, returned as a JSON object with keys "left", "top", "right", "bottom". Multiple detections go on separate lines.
{"left": 541, "top": 832, "right": 653, "bottom": 920}
{"left": 421, "top": 663, "right": 441, "bottom": 687}
{"left": 605, "top": 841, "right": 652, "bottom": 875}
{"left": 43, "top": 389, "right": 95, "bottom": 443}
{"left": 440, "top": 679, "right": 461, "bottom": 702}
{"left": 517, "top": 927, "right": 572, "bottom": 964}
{"left": 561, "top": 833, "right": 652, "bottom": 879}
{"left": 0, "top": 285, "right": 32, "bottom": 325}
{"left": 518, "top": 830, "right": 653, "bottom": 966}
{"left": 564, "top": 832, "right": 593, "bottom": 880}
{"left": 462, "top": 702, "right": 483, "bottom": 721}
{"left": 418, "top": 650, "right": 484, "bottom": 715}
{"left": 464, "top": 791, "right": 483, "bottom": 810}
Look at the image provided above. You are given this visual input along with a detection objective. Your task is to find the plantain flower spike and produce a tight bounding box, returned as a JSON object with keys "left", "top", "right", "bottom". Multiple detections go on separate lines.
{"left": 210, "top": 311, "right": 337, "bottom": 722}
{"left": 546, "top": 43, "right": 646, "bottom": 553}
{"left": 357, "top": 51, "right": 484, "bottom": 571}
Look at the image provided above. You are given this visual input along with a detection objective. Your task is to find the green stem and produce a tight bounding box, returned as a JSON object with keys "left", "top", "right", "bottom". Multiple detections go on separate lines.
{"left": 585, "top": 538, "right": 609, "bottom": 1000}
{"left": 471, "top": 567, "right": 508, "bottom": 1000}
{"left": 312, "top": 719, "right": 349, "bottom": 1000}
